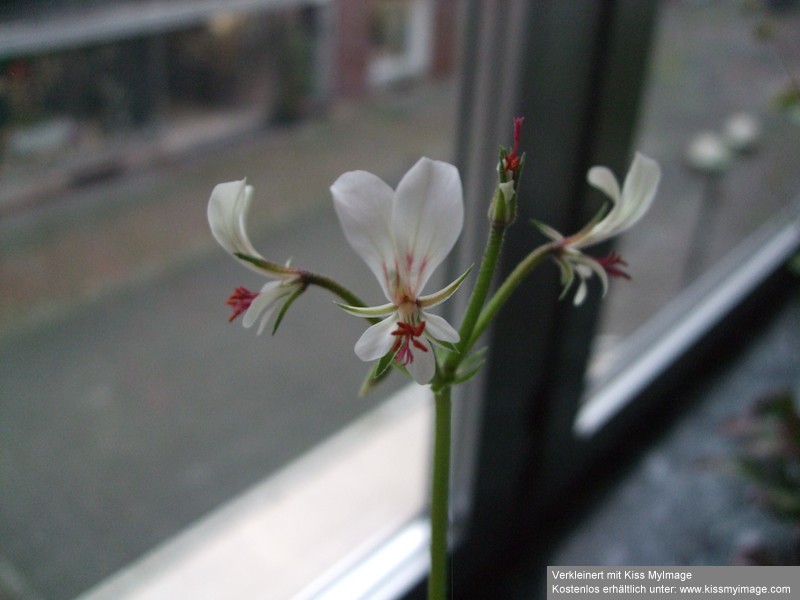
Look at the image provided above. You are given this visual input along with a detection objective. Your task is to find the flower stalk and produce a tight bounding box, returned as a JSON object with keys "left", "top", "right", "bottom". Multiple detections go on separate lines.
{"left": 466, "top": 241, "right": 556, "bottom": 355}
{"left": 429, "top": 385, "right": 452, "bottom": 600}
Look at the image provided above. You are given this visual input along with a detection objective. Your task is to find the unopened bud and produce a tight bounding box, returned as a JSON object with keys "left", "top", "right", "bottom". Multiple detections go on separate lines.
{"left": 488, "top": 180, "right": 517, "bottom": 226}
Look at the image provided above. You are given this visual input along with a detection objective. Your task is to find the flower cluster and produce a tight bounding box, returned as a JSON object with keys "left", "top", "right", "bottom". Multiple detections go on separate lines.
{"left": 207, "top": 124, "right": 660, "bottom": 384}
{"left": 206, "top": 120, "right": 661, "bottom": 600}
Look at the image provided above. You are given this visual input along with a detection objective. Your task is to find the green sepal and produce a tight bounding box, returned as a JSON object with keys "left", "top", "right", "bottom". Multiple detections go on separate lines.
{"left": 359, "top": 357, "right": 394, "bottom": 397}
{"left": 497, "top": 146, "right": 509, "bottom": 181}
{"left": 375, "top": 350, "right": 397, "bottom": 379}
{"left": 452, "top": 347, "right": 488, "bottom": 385}
{"left": 555, "top": 257, "right": 575, "bottom": 300}
{"left": 531, "top": 219, "right": 564, "bottom": 242}
{"left": 418, "top": 265, "right": 473, "bottom": 309}
{"left": 335, "top": 301, "right": 396, "bottom": 317}
{"left": 514, "top": 152, "right": 527, "bottom": 188}
{"left": 271, "top": 284, "right": 305, "bottom": 335}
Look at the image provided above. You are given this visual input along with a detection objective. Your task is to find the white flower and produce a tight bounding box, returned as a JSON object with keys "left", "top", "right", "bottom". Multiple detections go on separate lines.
{"left": 685, "top": 132, "right": 733, "bottom": 174}
{"left": 331, "top": 157, "right": 468, "bottom": 384}
{"left": 723, "top": 112, "right": 761, "bottom": 152}
{"left": 537, "top": 152, "right": 661, "bottom": 305}
{"left": 208, "top": 179, "right": 302, "bottom": 334}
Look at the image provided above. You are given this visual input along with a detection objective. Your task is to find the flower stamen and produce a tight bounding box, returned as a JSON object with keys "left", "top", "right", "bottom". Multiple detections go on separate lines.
{"left": 502, "top": 116, "right": 525, "bottom": 175}
{"left": 391, "top": 321, "right": 428, "bottom": 366}
{"left": 597, "top": 252, "right": 631, "bottom": 280}
{"left": 226, "top": 286, "right": 259, "bottom": 322}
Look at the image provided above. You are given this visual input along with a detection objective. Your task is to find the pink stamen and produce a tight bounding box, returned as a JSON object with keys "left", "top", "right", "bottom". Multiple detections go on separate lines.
{"left": 226, "top": 286, "right": 259, "bottom": 322}
{"left": 391, "top": 321, "right": 428, "bottom": 366}
{"left": 502, "top": 116, "right": 525, "bottom": 175}
{"left": 597, "top": 252, "right": 631, "bottom": 280}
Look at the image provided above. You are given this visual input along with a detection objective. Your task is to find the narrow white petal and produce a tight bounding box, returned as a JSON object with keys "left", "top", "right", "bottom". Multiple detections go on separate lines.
{"left": 581, "top": 167, "right": 624, "bottom": 246}
{"left": 573, "top": 277, "right": 588, "bottom": 306}
{"left": 580, "top": 153, "right": 660, "bottom": 247}
{"left": 391, "top": 158, "right": 463, "bottom": 294}
{"left": 331, "top": 170, "right": 397, "bottom": 300}
{"left": 208, "top": 179, "right": 276, "bottom": 276}
{"left": 587, "top": 166, "right": 620, "bottom": 205}
{"left": 616, "top": 152, "right": 661, "bottom": 232}
{"left": 354, "top": 314, "right": 399, "bottom": 361}
{"left": 242, "top": 281, "right": 287, "bottom": 331}
{"left": 208, "top": 180, "right": 259, "bottom": 256}
{"left": 422, "top": 311, "right": 460, "bottom": 343}
{"left": 586, "top": 258, "right": 610, "bottom": 297}
{"left": 405, "top": 338, "right": 436, "bottom": 384}
{"left": 571, "top": 255, "right": 609, "bottom": 303}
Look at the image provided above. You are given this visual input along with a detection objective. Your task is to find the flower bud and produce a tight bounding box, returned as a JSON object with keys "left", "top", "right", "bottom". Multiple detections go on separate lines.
{"left": 488, "top": 180, "right": 517, "bottom": 226}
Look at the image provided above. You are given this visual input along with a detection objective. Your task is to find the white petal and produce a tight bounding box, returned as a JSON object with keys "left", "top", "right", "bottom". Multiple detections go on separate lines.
{"left": 242, "top": 281, "right": 288, "bottom": 333}
{"left": 573, "top": 277, "right": 588, "bottom": 306}
{"left": 331, "top": 170, "right": 397, "bottom": 300}
{"left": 208, "top": 180, "right": 261, "bottom": 258}
{"left": 391, "top": 158, "right": 463, "bottom": 295}
{"left": 616, "top": 152, "right": 660, "bottom": 232}
{"left": 354, "top": 314, "right": 398, "bottom": 361}
{"left": 571, "top": 256, "right": 609, "bottom": 305}
{"left": 581, "top": 153, "right": 660, "bottom": 246}
{"left": 208, "top": 179, "right": 280, "bottom": 278}
{"left": 587, "top": 166, "right": 620, "bottom": 205}
{"left": 405, "top": 338, "right": 436, "bottom": 384}
{"left": 422, "top": 311, "right": 460, "bottom": 344}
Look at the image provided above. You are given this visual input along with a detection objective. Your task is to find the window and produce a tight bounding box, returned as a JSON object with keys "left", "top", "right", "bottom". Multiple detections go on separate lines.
{"left": 416, "top": 1, "right": 799, "bottom": 597}
{"left": 2, "top": 1, "right": 797, "bottom": 598}
{"left": 0, "top": 2, "right": 463, "bottom": 599}
{"left": 584, "top": 0, "right": 800, "bottom": 398}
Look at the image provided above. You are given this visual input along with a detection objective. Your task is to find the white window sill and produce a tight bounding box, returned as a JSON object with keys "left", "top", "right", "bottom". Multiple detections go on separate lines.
{"left": 76, "top": 385, "right": 432, "bottom": 600}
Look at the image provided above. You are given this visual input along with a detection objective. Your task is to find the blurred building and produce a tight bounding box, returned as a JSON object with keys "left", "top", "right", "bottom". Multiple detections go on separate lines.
{"left": 0, "top": 0, "right": 460, "bottom": 212}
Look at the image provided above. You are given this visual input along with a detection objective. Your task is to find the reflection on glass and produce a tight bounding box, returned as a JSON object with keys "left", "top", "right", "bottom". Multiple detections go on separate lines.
{"left": 587, "top": 0, "right": 800, "bottom": 384}
{"left": 0, "top": 1, "right": 459, "bottom": 598}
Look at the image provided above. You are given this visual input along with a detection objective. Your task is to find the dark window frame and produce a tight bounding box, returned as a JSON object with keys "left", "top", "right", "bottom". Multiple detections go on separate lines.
{"left": 401, "top": 0, "right": 799, "bottom": 597}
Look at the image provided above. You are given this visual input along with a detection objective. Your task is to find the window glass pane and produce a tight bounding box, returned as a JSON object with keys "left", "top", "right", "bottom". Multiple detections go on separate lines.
{"left": 586, "top": 0, "right": 800, "bottom": 385}
{"left": 0, "top": 2, "right": 460, "bottom": 597}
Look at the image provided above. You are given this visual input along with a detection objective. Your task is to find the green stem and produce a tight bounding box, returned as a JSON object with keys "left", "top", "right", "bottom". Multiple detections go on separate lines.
{"left": 301, "top": 270, "right": 368, "bottom": 310}
{"left": 464, "top": 242, "right": 555, "bottom": 354}
{"left": 429, "top": 385, "right": 452, "bottom": 600}
{"left": 442, "top": 221, "right": 507, "bottom": 380}
{"left": 234, "top": 252, "right": 373, "bottom": 318}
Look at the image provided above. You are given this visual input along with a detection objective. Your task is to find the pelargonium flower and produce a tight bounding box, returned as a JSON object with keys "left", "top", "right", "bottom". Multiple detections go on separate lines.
{"left": 536, "top": 152, "right": 661, "bottom": 305}
{"left": 208, "top": 179, "right": 303, "bottom": 334}
{"left": 331, "top": 157, "right": 469, "bottom": 384}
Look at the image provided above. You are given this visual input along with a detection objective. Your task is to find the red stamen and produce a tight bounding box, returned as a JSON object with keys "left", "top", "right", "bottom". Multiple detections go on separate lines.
{"left": 390, "top": 321, "right": 428, "bottom": 366}
{"left": 597, "top": 252, "right": 631, "bottom": 280}
{"left": 502, "top": 116, "right": 525, "bottom": 174}
{"left": 226, "top": 286, "right": 259, "bottom": 322}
